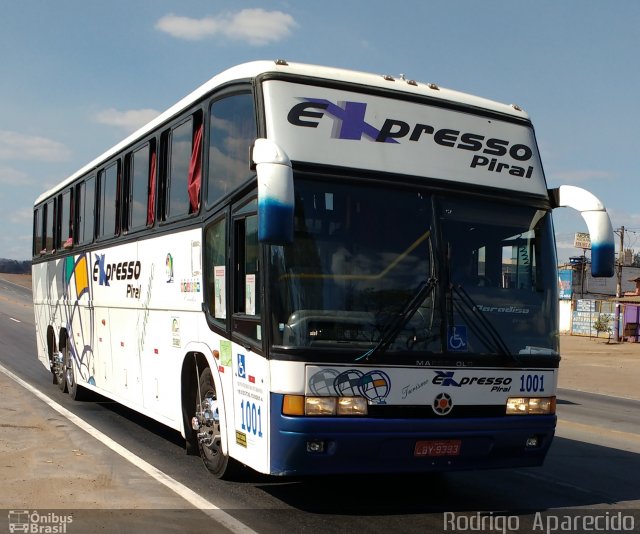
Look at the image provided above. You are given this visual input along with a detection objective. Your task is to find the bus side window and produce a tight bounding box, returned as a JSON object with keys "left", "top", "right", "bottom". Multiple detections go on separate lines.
{"left": 75, "top": 176, "right": 96, "bottom": 245}
{"left": 166, "top": 113, "right": 202, "bottom": 220}
{"left": 44, "top": 199, "right": 54, "bottom": 253}
{"left": 207, "top": 92, "right": 256, "bottom": 208}
{"left": 148, "top": 141, "right": 157, "bottom": 226}
{"left": 33, "top": 207, "right": 42, "bottom": 256}
{"left": 60, "top": 188, "right": 73, "bottom": 248}
{"left": 232, "top": 202, "right": 261, "bottom": 345}
{"left": 128, "top": 142, "right": 155, "bottom": 231}
{"left": 204, "top": 216, "right": 228, "bottom": 330}
{"left": 97, "top": 161, "right": 120, "bottom": 239}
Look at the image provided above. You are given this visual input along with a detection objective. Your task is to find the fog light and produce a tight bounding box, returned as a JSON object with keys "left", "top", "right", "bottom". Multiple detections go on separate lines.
{"left": 525, "top": 436, "right": 540, "bottom": 448}
{"left": 306, "top": 440, "right": 325, "bottom": 453}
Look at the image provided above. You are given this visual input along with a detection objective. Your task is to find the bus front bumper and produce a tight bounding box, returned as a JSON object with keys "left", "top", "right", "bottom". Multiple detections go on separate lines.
{"left": 268, "top": 394, "right": 556, "bottom": 477}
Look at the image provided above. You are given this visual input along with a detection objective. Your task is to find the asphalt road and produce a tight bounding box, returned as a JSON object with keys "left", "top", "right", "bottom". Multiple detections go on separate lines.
{"left": 1, "top": 276, "right": 639, "bottom": 534}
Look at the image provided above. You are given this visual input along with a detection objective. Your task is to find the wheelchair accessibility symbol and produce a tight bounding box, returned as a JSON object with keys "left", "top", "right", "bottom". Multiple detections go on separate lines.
{"left": 447, "top": 325, "right": 468, "bottom": 352}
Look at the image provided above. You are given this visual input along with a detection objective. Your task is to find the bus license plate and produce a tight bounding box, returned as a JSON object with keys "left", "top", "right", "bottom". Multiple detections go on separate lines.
{"left": 414, "top": 439, "right": 461, "bottom": 457}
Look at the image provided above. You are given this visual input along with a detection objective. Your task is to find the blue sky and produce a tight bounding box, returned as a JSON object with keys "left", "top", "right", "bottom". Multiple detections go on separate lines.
{"left": 1, "top": 1, "right": 639, "bottom": 262}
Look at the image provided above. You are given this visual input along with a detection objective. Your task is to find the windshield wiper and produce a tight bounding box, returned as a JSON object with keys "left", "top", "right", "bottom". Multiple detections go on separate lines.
{"left": 450, "top": 284, "right": 516, "bottom": 360}
{"left": 356, "top": 276, "right": 438, "bottom": 362}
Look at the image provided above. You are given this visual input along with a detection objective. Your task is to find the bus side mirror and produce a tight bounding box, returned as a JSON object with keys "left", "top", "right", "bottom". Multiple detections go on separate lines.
{"left": 252, "top": 139, "right": 294, "bottom": 244}
{"left": 548, "top": 185, "right": 615, "bottom": 277}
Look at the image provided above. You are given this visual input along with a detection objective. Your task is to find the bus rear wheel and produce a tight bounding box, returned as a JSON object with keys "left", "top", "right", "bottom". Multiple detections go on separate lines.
{"left": 192, "top": 367, "right": 242, "bottom": 480}
{"left": 63, "top": 342, "right": 85, "bottom": 401}
{"left": 54, "top": 350, "right": 67, "bottom": 393}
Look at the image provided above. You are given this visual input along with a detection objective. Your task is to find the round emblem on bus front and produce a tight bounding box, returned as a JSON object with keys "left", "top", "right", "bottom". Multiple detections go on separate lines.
{"left": 433, "top": 392, "right": 453, "bottom": 416}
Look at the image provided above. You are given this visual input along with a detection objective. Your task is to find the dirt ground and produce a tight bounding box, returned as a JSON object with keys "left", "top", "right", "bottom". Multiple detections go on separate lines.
{"left": 0, "top": 371, "right": 192, "bottom": 510}
{"left": 557, "top": 334, "right": 639, "bottom": 400}
{"left": 0, "top": 272, "right": 32, "bottom": 288}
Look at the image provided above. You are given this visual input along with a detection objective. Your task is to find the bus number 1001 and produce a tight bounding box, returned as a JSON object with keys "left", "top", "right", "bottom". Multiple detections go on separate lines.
{"left": 240, "top": 400, "right": 263, "bottom": 437}
{"left": 519, "top": 374, "right": 545, "bottom": 393}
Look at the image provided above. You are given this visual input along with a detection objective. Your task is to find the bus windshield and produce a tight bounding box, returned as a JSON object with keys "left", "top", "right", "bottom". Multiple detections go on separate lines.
{"left": 267, "top": 177, "right": 559, "bottom": 360}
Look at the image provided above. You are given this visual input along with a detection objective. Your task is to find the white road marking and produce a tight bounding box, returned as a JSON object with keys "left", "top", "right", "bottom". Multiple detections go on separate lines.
{"left": 9, "top": 317, "right": 20, "bottom": 323}
{"left": 0, "top": 363, "right": 257, "bottom": 534}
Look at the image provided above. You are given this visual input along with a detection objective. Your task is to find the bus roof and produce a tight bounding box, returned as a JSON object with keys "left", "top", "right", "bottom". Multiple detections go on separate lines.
{"left": 35, "top": 59, "right": 531, "bottom": 206}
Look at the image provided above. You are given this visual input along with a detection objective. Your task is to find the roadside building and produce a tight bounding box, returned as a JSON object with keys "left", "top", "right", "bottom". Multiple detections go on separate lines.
{"left": 558, "top": 261, "right": 640, "bottom": 341}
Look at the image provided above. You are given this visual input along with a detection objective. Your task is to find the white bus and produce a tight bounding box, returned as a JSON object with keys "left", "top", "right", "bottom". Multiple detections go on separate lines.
{"left": 32, "top": 60, "right": 614, "bottom": 479}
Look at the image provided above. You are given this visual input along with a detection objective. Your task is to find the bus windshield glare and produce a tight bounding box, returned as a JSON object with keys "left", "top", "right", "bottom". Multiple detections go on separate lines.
{"left": 268, "top": 177, "right": 558, "bottom": 359}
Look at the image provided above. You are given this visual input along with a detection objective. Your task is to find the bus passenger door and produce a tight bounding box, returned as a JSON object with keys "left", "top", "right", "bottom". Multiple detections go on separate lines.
{"left": 228, "top": 200, "right": 270, "bottom": 474}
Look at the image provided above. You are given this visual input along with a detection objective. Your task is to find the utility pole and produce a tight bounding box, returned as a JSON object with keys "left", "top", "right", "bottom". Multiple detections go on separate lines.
{"left": 614, "top": 226, "right": 625, "bottom": 342}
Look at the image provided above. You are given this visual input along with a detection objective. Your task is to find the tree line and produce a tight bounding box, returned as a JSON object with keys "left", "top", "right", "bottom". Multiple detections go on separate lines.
{"left": 0, "top": 258, "right": 31, "bottom": 274}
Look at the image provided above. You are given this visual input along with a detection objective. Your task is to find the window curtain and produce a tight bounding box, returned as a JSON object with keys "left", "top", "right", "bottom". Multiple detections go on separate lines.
{"left": 187, "top": 123, "right": 203, "bottom": 213}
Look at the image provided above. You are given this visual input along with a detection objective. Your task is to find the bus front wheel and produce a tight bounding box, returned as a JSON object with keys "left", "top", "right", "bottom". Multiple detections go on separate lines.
{"left": 193, "top": 367, "right": 242, "bottom": 480}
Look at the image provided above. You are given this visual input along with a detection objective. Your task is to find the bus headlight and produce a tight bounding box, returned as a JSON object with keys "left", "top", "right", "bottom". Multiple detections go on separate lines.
{"left": 506, "top": 396, "right": 556, "bottom": 415}
{"left": 305, "top": 396, "right": 336, "bottom": 415}
{"left": 282, "top": 395, "right": 368, "bottom": 416}
{"left": 337, "top": 396, "right": 368, "bottom": 415}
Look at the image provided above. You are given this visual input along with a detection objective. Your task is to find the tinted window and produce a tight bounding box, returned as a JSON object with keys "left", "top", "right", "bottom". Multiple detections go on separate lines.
{"left": 168, "top": 119, "right": 193, "bottom": 218}
{"left": 44, "top": 200, "right": 54, "bottom": 252}
{"left": 76, "top": 176, "right": 95, "bottom": 244}
{"left": 60, "top": 189, "right": 72, "bottom": 247}
{"left": 130, "top": 144, "right": 151, "bottom": 230}
{"left": 33, "top": 208, "right": 42, "bottom": 256}
{"left": 204, "top": 217, "right": 227, "bottom": 328}
{"left": 98, "top": 162, "right": 119, "bottom": 238}
{"left": 207, "top": 93, "right": 256, "bottom": 207}
{"left": 232, "top": 200, "right": 261, "bottom": 345}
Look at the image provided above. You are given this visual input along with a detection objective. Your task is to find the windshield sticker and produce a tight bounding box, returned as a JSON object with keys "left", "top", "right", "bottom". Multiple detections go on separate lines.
{"left": 214, "top": 266, "right": 226, "bottom": 319}
{"left": 476, "top": 305, "right": 530, "bottom": 314}
{"left": 166, "top": 253, "right": 174, "bottom": 282}
{"left": 180, "top": 277, "right": 201, "bottom": 293}
{"left": 447, "top": 325, "right": 468, "bottom": 352}
{"left": 245, "top": 274, "right": 256, "bottom": 315}
{"left": 171, "top": 317, "right": 180, "bottom": 348}
{"left": 219, "top": 339, "right": 232, "bottom": 366}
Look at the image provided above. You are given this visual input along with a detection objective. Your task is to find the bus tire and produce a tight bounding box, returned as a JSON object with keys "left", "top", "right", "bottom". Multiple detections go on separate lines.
{"left": 64, "top": 342, "right": 85, "bottom": 401}
{"left": 55, "top": 350, "right": 67, "bottom": 394}
{"left": 196, "top": 367, "right": 242, "bottom": 480}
